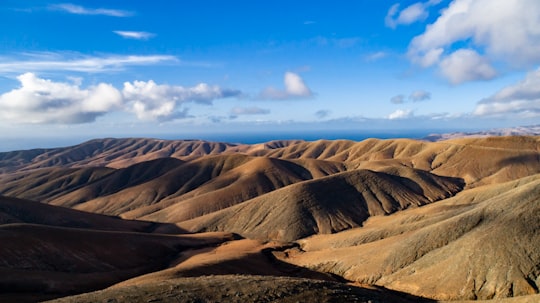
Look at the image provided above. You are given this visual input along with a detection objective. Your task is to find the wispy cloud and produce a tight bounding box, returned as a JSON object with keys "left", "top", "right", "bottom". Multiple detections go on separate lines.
{"left": 365, "top": 51, "right": 387, "bottom": 61}
{"left": 315, "top": 110, "right": 331, "bottom": 119}
{"left": 50, "top": 3, "right": 133, "bottom": 17}
{"left": 311, "top": 36, "right": 361, "bottom": 48}
{"left": 409, "top": 90, "right": 431, "bottom": 102}
{"left": 390, "top": 95, "right": 406, "bottom": 104}
{"left": 113, "top": 31, "right": 155, "bottom": 40}
{"left": 259, "top": 72, "right": 314, "bottom": 100}
{"left": 391, "top": 90, "right": 431, "bottom": 103}
{"left": 0, "top": 52, "right": 177, "bottom": 73}
{"left": 230, "top": 107, "right": 270, "bottom": 116}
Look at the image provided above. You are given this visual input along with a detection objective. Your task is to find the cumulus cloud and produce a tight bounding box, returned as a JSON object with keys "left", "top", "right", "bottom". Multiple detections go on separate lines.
{"left": 260, "top": 72, "right": 314, "bottom": 100}
{"left": 408, "top": 0, "right": 540, "bottom": 83}
{"left": 50, "top": 3, "right": 133, "bottom": 17}
{"left": 230, "top": 107, "right": 270, "bottom": 116}
{"left": 0, "top": 73, "right": 122, "bottom": 124}
{"left": 0, "top": 53, "right": 177, "bottom": 73}
{"left": 409, "top": 90, "right": 431, "bottom": 102}
{"left": 474, "top": 67, "right": 540, "bottom": 117}
{"left": 0, "top": 73, "right": 242, "bottom": 124}
{"left": 385, "top": 0, "right": 441, "bottom": 29}
{"left": 113, "top": 31, "right": 155, "bottom": 40}
{"left": 388, "top": 109, "right": 414, "bottom": 120}
{"left": 123, "top": 80, "right": 241, "bottom": 121}
{"left": 439, "top": 49, "right": 497, "bottom": 84}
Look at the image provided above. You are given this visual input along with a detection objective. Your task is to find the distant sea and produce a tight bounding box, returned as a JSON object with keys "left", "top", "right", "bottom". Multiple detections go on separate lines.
{"left": 165, "top": 129, "right": 434, "bottom": 145}
{"left": 1, "top": 129, "right": 441, "bottom": 152}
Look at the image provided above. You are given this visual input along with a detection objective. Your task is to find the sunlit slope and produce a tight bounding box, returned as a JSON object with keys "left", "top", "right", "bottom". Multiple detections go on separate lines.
{"left": 280, "top": 173, "right": 540, "bottom": 300}
{"left": 251, "top": 136, "right": 540, "bottom": 187}
{"left": 178, "top": 167, "right": 463, "bottom": 241}
{"left": 0, "top": 138, "right": 255, "bottom": 171}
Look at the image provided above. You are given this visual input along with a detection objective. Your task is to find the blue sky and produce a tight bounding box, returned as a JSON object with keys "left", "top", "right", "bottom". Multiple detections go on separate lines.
{"left": 1, "top": 0, "right": 540, "bottom": 150}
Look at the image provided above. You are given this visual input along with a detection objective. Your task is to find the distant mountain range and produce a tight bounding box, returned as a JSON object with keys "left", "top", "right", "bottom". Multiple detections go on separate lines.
{"left": 0, "top": 135, "right": 539, "bottom": 302}
{"left": 424, "top": 124, "right": 540, "bottom": 141}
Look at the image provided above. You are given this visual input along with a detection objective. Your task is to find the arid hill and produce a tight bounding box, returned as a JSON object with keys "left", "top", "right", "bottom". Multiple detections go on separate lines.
{"left": 0, "top": 136, "right": 539, "bottom": 302}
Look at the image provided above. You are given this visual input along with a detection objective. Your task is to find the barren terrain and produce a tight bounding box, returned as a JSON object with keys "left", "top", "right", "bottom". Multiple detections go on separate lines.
{"left": 0, "top": 136, "right": 539, "bottom": 302}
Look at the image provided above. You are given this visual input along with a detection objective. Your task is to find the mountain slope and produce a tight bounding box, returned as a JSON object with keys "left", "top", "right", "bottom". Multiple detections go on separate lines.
{"left": 178, "top": 167, "right": 463, "bottom": 241}
{"left": 280, "top": 173, "right": 540, "bottom": 300}
{"left": 0, "top": 196, "right": 235, "bottom": 302}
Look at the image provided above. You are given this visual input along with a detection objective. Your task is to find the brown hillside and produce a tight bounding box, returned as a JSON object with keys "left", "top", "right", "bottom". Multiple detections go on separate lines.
{"left": 0, "top": 195, "right": 178, "bottom": 233}
{"left": 252, "top": 137, "right": 540, "bottom": 187}
{"left": 178, "top": 167, "right": 463, "bottom": 241}
{"left": 0, "top": 136, "right": 539, "bottom": 302}
{"left": 280, "top": 173, "right": 540, "bottom": 300}
{"left": 134, "top": 157, "right": 347, "bottom": 222}
{"left": 0, "top": 223, "right": 233, "bottom": 302}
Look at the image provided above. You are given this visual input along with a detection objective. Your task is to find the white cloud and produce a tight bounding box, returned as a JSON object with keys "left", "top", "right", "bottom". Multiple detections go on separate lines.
{"left": 260, "top": 72, "right": 314, "bottom": 100}
{"left": 439, "top": 49, "right": 497, "bottom": 84}
{"left": 123, "top": 80, "right": 241, "bottom": 121}
{"left": 0, "top": 73, "right": 122, "bottom": 124}
{"left": 50, "top": 3, "right": 133, "bottom": 17}
{"left": 408, "top": 0, "right": 540, "bottom": 83}
{"left": 113, "top": 31, "right": 155, "bottom": 40}
{"left": 388, "top": 109, "right": 414, "bottom": 120}
{"left": 0, "top": 53, "right": 177, "bottom": 73}
{"left": 409, "top": 90, "right": 431, "bottom": 102}
{"left": 230, "top": 107, "right": 270, "bottom": 115}
{"left": 284, "top": 72, "right": 311, "bottom": 96}
{"left": 0, "top": 73, "right": 242, "bottom": 124}
{"left": 385, "top": 1, "right": 441, "bottom": 29}
{"left": 474, "top": 67, "right": 540, "bottom": 117}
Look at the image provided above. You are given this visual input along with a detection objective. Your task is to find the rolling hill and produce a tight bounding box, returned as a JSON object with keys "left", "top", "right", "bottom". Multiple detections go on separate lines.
{"left": 0, "top": 136, "right": 539, "bottom": 302}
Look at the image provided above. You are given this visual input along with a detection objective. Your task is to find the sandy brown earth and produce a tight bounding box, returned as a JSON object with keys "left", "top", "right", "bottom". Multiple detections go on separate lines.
{"left": 0, "top": 136, "right": 539, "bottom": 302}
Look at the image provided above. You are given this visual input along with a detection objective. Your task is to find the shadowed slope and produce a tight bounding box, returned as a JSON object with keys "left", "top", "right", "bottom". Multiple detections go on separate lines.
{"left": 134, "top": 157, "right": 347, "bottom": 222}
{"left": 0, "top": 195, "right": 179, "bottom": 233}
{"left": 45, "top": 275, "right": 433, "bottom": 303}
{"left": 0, "top": 158, "right": 185, "bottom": 206}
{"left": 69, "top": 155, "right": 346, "bottom": 219}
{"left": 178, "top": 167, "right": 463, "bottom": 241}
{"left": 281, "top": 173, "right": 540, "bottom": 300}
{"left": 0, "top": 224, "right": 234, "bottom": 302}
{"left": 0, "top": 196, "right": 236, "bottom": 302}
